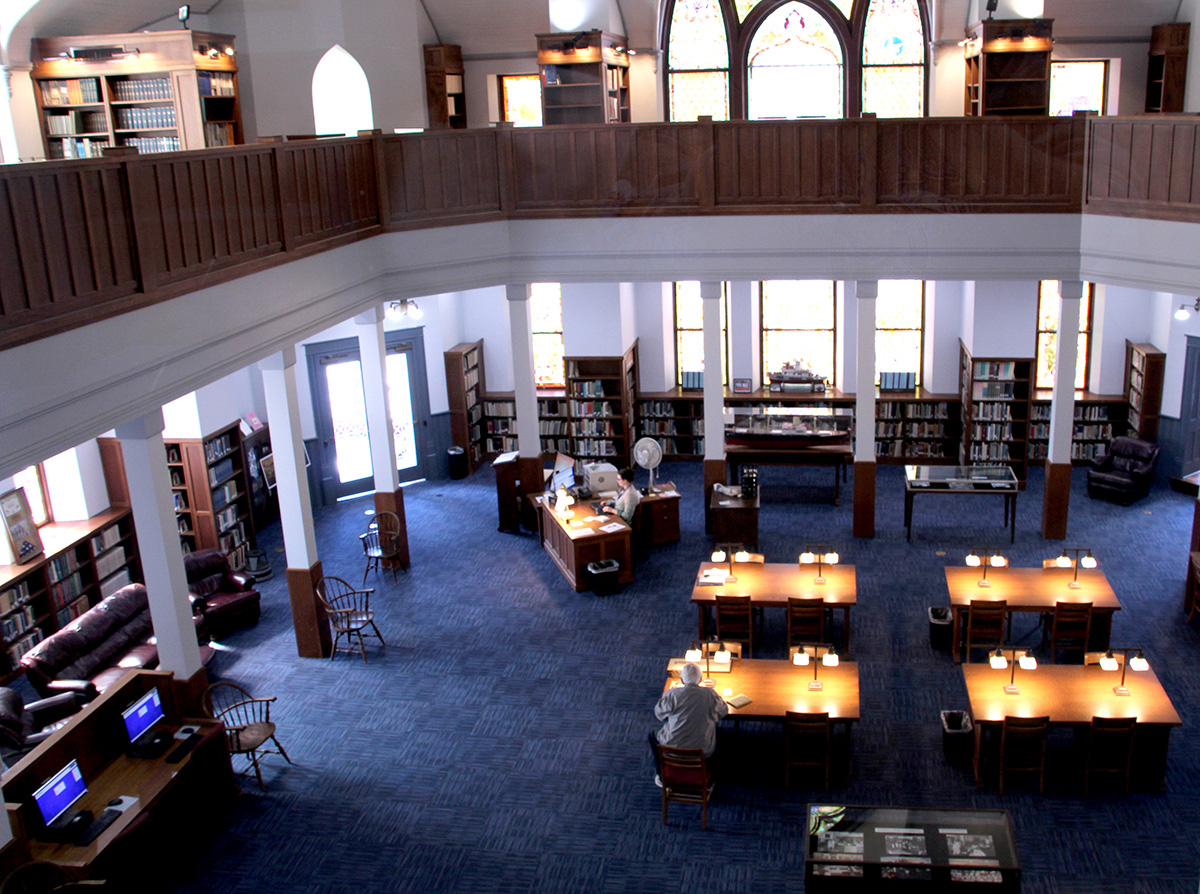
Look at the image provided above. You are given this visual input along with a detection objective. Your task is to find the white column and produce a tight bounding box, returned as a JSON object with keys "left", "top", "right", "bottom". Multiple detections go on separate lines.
{"left": 260, "top": 347, "right": 319, "bottom": 568}
{"left": 702, "top": 281, "right": 726, "bottom": 460}
{"left": 506, "top": 283, "right": 540, "bottom": 457}
{"left": 356, "top": 307, "right": 399, "bottom": 493}
{"left": 1048, "top": 281, "right": 1084, "bottom": 465}
{"left": 855, "top": 281, "right": 878, "bottom": 463}
{"left": 728, "top": 281, "right": 762, "bottom": 391}
{"left": 115, "top": 411, "right": 203, "bottom": 679}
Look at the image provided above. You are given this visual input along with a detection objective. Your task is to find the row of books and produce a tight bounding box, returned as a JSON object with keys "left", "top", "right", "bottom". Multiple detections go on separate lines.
{"left": 111, "top": 78, "right": 171, "bottom": 102}
{"left": 970, "top": 402, "right": 1015, "bottom": 421}
{"left": 100, "top": 569, "right": 132, "bottom": 599}
{"left": 571, "top": 380, "right": 611, "bottom": 398}
{"left": 972, "top": 382, "right": 1016, "bottom": 400}
{"left": 1030, "top": 403, "right": 1116, "bottom": 421}
{"left": 486, "top": 436, "right": 518, "bottom": 453}
{"left": 639, "top": 401, "right": 697, "bottom": 418}
{"left": 574, "top": 439, "right": 619, "bottom": 456}
{"left": 972, "top": 423, "right": 1015, "bottom": 441}
{"left": 94, "top": 545, "right": 127, "bottom": 581}
{"left": 967, "top": 442, "right": 1014, "bottom": 461}
{"left": 483, "top": 401, "right": 516, "bottom": 416}
{"left": 1, "top": 606, "right": 38, "bottom": 642}
{"left": 879, "top": 371, "right": 917, "bottom": 391}
{"left": 972, "top": 361, "right": 1020, "bottom": 381}
{"left": 46, "top": 110, "right": 108, "bottom": 135}
{"left": 468, "top": 404, "right": 482, "bottom": 424}
{"left": 0, "top": 581, "right": 33, "bottom": 616}
{"left": 40, "top": 78, "right": 101, "bottom": 106}
{"left": 197, "top": 71, "right": 235, "bottom": 97}
{"left": 658, "top": 438, "right": 704, "bottom": 455}
{"left": 541, "top": 437, "right": 570, "bottom": 454}
{"left": 216, "top": 505, "right": 242, "bottom": 534}
{"left": 203, "top": 122, "right": 234, "bottom": 147}
{"left": 539, "top": 419, "right": 568, "bottom": 435}
{"left": 208, "top": 456, "right": 236, "bottom": 487}
{"left": 876, "top": 440, "right": 949, "bottom": 458}
{"left": 570, "top": 400, "right": 613, "bottom": 416}
{"left": 219, "top": 522, "right": 247, "bottom": 557}
{"left": 120, "top": 135, "right": 181, "bottom": 154}
{"left": 485, "top": 420, "right": 512, "bottom": 435}
{"left": 1028, "top": 441, "right": 1110, "bottom": 461}
{"left": 91, "top": 524, "right": 123, "bottom": 555}
{"left": 462, "top": 367, "right": 480, "bottom": 390}
{"left": 7, "top": 629, "right": 44, "bottom": 666}
{"left": 114, "top": 105, "right": 176, "bottom": 130}
{"left": 51, "top": 571, "right": 85, "bottom": 609}
{"left": 55, "top": 597, "right": 89, "bottom": 630}
{"left": 641, "top": 421, "right": 678, "bottom": 435}
{"left": 878, "top": 423, "right": 950, "bottom": 439}
{"left": 539, "top": 399, "right": 569, "bottom": 417}
{"left": 573, "top": 421, "right": 616, "bottom": 436}
{"left": 205, "top": 433, "right": 236, "bottom": 463}
{"left": 47, "top": 137, "right": 109, "bottom": 159}
{"left": 47, "top": 549, "right": 81, "bottom": 583}
{"left": 212, "top": 480, "right": 239, "bottom": 510}
{"left": 680, "top": 370, "right": 704, "bottom": 390}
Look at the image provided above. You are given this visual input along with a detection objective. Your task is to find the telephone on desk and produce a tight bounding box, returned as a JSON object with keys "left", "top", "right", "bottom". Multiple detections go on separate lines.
{"left": 713, "top": 483, "right": 742, "bottom": 497}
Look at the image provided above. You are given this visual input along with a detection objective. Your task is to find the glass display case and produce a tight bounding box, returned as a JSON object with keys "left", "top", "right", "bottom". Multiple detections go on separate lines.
{"left": 724, "top": 406, "right": 853, "bottom": 446}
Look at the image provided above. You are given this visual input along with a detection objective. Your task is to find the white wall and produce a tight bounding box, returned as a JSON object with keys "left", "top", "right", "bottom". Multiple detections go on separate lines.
{"left": 460, "top": 286, "right": 512, "bottom": 392}
{"left": 925, "top": 280, "right": 965, "bottom": 394}
{"left": 964, "top": 280, "right": 1039, "bottom": 357}
{"left": 1091, "top": 284, "right": 1158, "bottom": 394}
{"left": 633, "top": 281, "right": 674, "bottom": 392}
{"left": 561, "top": 281, "right": 630, "bottom": 356}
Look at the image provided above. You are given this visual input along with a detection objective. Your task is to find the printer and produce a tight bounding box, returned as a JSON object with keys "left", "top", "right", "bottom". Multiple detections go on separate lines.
{"left": 583, "top": 462, "right": 619, "bottom": 494}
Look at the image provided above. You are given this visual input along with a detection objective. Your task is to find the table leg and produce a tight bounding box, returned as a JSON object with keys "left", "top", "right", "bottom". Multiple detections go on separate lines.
{"left": 1009, "top": 493, "right": 1017, "bottom": 544}
{"left": 952, "top": 607, "right": 963, "bottom": 664}
{"left": 833, "top": 463, "right": 841, "bottom": 506}
{"left": 973, "top": 719, "right": 983, "bottom": 787}
{"left": 843, "top": 607, "right": 851, "bottom": 657}
{"left": 904, "top": 491, "right": 913, "bottom": 542}
{"left": 698, "top": 604, "right": 706, "bottom": 640}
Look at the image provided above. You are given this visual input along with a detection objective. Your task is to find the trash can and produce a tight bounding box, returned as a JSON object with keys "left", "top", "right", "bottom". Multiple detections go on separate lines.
{"left": 941, "top": 710, "right": 973, "bottom": 766}
{"left": 929, "top": 606, "right": 952, "bottom": 651}
{"left": 586, "top": 559, "right": 621, "bottom": 596}
{"left": 244, "top": 549, "right": 273, "bottom": 582}
{"left": 447, "top": 446, "right": 468, "bottom": 480}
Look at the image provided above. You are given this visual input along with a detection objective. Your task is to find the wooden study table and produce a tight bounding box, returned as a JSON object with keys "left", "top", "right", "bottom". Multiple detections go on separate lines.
{"left": 691, "top": 561, "right": 857, "bottom": 656}
{"left": 664, "top": 658, "right": 860, "bottom": 723}
{"left": 944, "top": 567, "right": 1121, "bottom": 664}
{"left": 534, "top": 496, "right": 632, "bottom": 592}
{"left": 962, "top": 663, "right": 1181, "bottom": 789}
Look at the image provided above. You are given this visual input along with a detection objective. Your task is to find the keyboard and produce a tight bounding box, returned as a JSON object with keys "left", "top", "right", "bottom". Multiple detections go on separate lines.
{"left": 76, "top": 808, "right": 121, "bottom": 846}
{"left": 166, "top": 732, "right": 203, "bottom": 764}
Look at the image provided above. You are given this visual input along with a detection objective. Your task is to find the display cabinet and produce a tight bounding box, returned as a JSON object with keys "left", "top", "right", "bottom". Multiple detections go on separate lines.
{"left": 537, "top": 30, "right": 630, "bottom": 125}
{"left": 963, "top": 18, "right": 1053, "bottom": 116}
{"left": 1125, "top": 340, "right": 1165, "bottom": 441}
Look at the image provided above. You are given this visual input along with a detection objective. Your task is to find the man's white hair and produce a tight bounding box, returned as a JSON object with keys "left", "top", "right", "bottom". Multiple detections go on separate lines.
{"left": 681, "top": 662, "right": 702, "bottom": 685}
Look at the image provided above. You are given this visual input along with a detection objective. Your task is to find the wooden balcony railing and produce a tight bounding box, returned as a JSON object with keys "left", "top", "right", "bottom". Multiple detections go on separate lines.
{"left": 0, "top": 114, "right": 1194, "bottom": 351}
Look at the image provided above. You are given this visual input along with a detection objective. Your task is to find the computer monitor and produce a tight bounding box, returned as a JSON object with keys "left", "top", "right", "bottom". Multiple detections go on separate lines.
{"left": 122, "top": 687, "right": 165, "bottom": 746}
{"left": 551, "top": 464, "right": 575, "bottom": 492}
{"left": 33, "top": 759, "right": 87, "bottom": 827}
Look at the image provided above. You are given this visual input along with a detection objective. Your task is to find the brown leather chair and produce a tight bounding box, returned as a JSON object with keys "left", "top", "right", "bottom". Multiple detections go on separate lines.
{"left": 999, "top": 715, "right": 1049, "bottom": 794}
{"left": 1087, "top": 436, "right": 1160, "bottom": 505}
{"left": 658, "top": 746, "right": 715, "bottom": 829}
{"left": 785, "top": 711, "right": 832, "bottom": 789}
{"left": 965, "top": 599, "right": 1008, "bottom": 662}
{"left": 715, "top": 594, "right": 753, "bottom": 658}
{"left": 1048, "top": 601, "right": 1092, "bottom": 662}
{"left": 1085, "top": 716, "right": 1137, "bottom": 795}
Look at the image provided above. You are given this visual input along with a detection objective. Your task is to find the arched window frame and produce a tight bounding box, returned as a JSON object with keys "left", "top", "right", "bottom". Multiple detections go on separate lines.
{"left": 661, "top": 0, "right": 738, "bottom": 121}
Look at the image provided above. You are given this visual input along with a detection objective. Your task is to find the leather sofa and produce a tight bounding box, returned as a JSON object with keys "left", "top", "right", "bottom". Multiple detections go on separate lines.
{"left": 19, "top": 583, "right": 212, "bottom": 699}
{"left": 1087, "top": 436, "right": 1161, "bottom": 505}
{"left": 184, "top": 548, "right": 262, "bottom": 637}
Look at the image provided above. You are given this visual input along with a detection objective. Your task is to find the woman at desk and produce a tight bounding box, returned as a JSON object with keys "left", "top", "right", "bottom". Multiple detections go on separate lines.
{"left": 601, "top": 468, "right": 641, "bottom": 524}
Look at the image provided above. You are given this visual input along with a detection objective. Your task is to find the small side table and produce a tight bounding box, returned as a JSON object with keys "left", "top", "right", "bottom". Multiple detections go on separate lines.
{"left": 710, "top": 491, "right": 759, "bottom": 551}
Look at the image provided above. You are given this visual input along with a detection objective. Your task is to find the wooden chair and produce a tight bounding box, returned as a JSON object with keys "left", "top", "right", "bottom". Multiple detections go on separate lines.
{"left": 1085, "top": 716, "right": 1137, "bottom": 795}
{"left": 787, "top": 596, "right": 826, "bottom": 649}
{"left": 965, "top": 599, "right": 1008, "bottom": 662}
{"left": 0, "top": 861, "right": 105, "bottom": 894}
{"left": 1048, "top": 601, "right": 1093, "bottom": 662}
{"left": 715, "top": 594, "right": 753, "bottom": 658}
{"left": 202, "top": 682, "right": 292, "bottom": 791}
{"left": 316, "top": 576, "right": 386, "bottom": 663}
{"left": 360, "top": 510, "right": 405, "bottom": 585}
{"left": 658, "top": 745, "right": 715, "bottom": 829}
{"left": 784, "top": 711, "right": 832, "bottom": 789}
{"left": 998, "top": 715, "right": 1049, "bottom": 794}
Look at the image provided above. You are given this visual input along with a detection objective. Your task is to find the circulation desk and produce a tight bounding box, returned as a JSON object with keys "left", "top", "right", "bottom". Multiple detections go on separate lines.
{"left": 691, "top": 562, "right": 857, "bottom": 655}
{"left": 962, "top": 663, "right": 1181, "bottom": 789}
{"left": 944, "top": 566, "right": 1121, "bottom": 664}
{"left": 536, "top": 497, "right": 632, "bottom": 592}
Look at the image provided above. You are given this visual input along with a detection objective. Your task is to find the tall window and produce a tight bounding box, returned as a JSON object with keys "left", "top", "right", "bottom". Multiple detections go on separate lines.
{"left": 666, "top": 0, "right": 731, "bottom": 121}
{"left": 861, "top": 0, "right": 925, "bottom": 117}
{"left": 312, "top": 45, "right": 373, "bottom": 136}
{"left": 747, "top": 3, "right": 843, "bottom": 120}
{"left": 1050, "top": 60, "right": 1107, "bottom": 116}
{"left": 531, "top": 283, "right": 565, "bottom": 388}
{"left": 1035, "top": 281, "right": 1092, "bottom": 390}
{"left": 500, "top": 75, "right": 543, "bottom": 126}
{"left": 675, "top": 282, "right": 728, "bottom": 385}
{"left": 876, "top": 280, "right": 923, "bottom": 385}
{"left": 13, "top": 465, "right": 50, "bottom": 525}
{"left": 761, "top": 280, "right": 836, "bottom": 385}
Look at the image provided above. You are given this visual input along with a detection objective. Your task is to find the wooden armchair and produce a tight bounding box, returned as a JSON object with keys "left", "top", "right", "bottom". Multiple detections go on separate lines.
{"left": 658, "top": 746, "right": 715, "bottom": 829}
{"left": 202, "top": 681, "right": 292, "bottom": 790}
{"left": 316, "top": 576, "right": 386, "bottom": 663}
{"left": 360, "top": 510, "right": 405, "bottom": 585}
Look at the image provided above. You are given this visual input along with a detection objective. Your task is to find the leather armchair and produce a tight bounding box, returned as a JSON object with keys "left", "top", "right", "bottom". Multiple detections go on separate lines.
{"left": 0, "top": 687, "right": 83, "bottom": 766}
{"left": 1087, "top": 436, "right": 1160, "bottom": 505}
{"left": 184, "top": 548, "right": 262, "bottom": 638}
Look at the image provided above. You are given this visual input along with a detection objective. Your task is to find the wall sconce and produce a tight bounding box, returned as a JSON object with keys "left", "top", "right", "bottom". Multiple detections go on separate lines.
{"left": 799, "top": 546, "right": 839, "bottom": 585}
{"left": 710, "top": 549, "right": 736, "bottom": 584}
{"left": 207, "top": 47, "right": 220, "bottom": 59}
{"left": 224, "top": 46, "right": 236, "bottom": 57}
{"left": 965, "top": 547, "right": 1006, "bottom": 587}
{"left": 1175, "top": 298, "right": 1200, "bottom": 321}
{"left": 985, "top": 0, "right": 999, "bottom": 18}
{"left": 178, "top": 4, "right": 190, "bottom": 27}
{"left": 1053, "top": 548, "right": 1097, "bottom": 589}
{"left": 1099, "top": 647, "right": 1149, "bottom": 696}
{"left": 386, "top": 299, "right": 423, "bottom": 321}
{"left": 989, "top": 647, "right": 1037, "bottom": 695}
{"left": 792, "top": 643, "right": 838, "bottom": 690}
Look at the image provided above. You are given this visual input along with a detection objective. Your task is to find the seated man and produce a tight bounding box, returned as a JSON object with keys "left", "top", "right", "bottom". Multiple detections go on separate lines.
{"left": 600, "top": 467, "right": 642, "bottom": 524}
{"left": 649, "top": 662, "right": 729, "bottom": 785}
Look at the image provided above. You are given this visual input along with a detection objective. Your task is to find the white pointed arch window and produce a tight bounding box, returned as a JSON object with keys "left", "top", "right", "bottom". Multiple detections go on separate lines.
{"left": 312, "top": 45, "right": 374, "bottom": 136}
{"left": 861, "top": 0, "right": 925, "bottom": 117}
{"left": 666, "top": 0, "right": 731, "bottom": 121}
{"left": 747, "top": 2, "right": 844, "bottom": 120}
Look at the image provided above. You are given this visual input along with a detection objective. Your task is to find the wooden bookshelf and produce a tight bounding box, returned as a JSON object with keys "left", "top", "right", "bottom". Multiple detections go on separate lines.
{"left": 537, "top": 30, "right": 630, "bottom": 126}
{"left": 0, "top": 507, "right": 140, "bottom": 678}
{"left": 1028, "top": 392, "right": 1127, "bottom": 464}
{"left": 638, "top": 389, "right": 705, "bottom": 460}
{"left": 424, "top": 44, "right": 467, "bottom": 130}
{"left": 240, "top": 424, "right": 277, "bottom": 533}
{"left": 31, "top": 29, "right": 241, "bottom": 158}
{"left": 959, "top": 342, "right": 1032, "bottom": 482}
{"left": 1146, "top": 23, "right": 1189, "bottom": 113}
{"left": 875, "top": 390, "right": 962, "bottom": 464}
{"left": 164, "top": 421, "right": 255, "bottom": 568}
{"left": 964, "top": 18, "right": 1053, "bottom": 116}
{"left": 444, "top": 340, "right": 486, "bottom": 474}
{"left": 565, "top": 342, "right": 638, "bottom": 465}
{"left": 1125, "top": 340, "right": 1166, "bottom": 441}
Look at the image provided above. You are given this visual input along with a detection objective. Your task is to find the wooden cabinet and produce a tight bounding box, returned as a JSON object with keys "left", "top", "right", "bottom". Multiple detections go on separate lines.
{"left": 164, "top": 422, "right": 255, "bottom": 568}
{"left": 444, "top": 340, "right": 486, "bottom": 474}
{"left": 964, "top": 19, "right": 1053, "bottom": 116}
{"left": 240, "top": 425, "right": 277, "bottom": 533}
{"left": 566, "top": 342, "right": 639, "bottom": 465}
{"left": 959, "top": 342, "right": 1032, "bottom": 482}
{"left": 537, "top": 30, "right": 630, "bottom": 126}
{"left": 31, "top": 29, "right": 240, "bottom": 158}
{"left": 1028, "top": 393, "right": 1126, "bottom": 464}
{"left": 424, "top": 44, "right": 466, "bottom": 130}
{"left": 1125, "top": 340, "right": 1166, "bottom": 441}
{"left": 1146, "top": 23, "right": 1189, "bottom": 113}
{"left": 0, "top": 508, "right": 140, "bottom": 677}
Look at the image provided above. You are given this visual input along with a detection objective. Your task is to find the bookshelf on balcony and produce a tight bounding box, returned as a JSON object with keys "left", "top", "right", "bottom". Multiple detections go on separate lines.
{"left": 537, "top": 30, "right": 630, "bottom": 126}
{"left": 1028, "top": 392, "right": 1127, "bottom": 465}
{"left": 565, "top": 342, "right": 639, "bottom": 466}
{"left": 424, "top": 44, "right": 467, "bottom": 130}
{"left": 959, "top": 342, "right": 1032, "bottom": 483}
{"left": 1125, "top": 340, "right": 1165, "bottom": 441}
{"left": 445, "top": 340, "right": 486, "bottom": 474}
{"left": 963, "top": 18, "right": 1053, "bottom": 116}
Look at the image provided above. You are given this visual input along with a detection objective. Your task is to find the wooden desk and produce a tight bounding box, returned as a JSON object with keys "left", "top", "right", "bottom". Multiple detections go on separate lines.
{"left": 664, "top": 658, "right": 860, "bottom": 722}
{"left": 963, "top": 663, "right": 1181, "bottom": 789}
{"left": 691, "top": 562, "right": 857, "bottom": 655}
{"left": 944, "top": 567, "right": 1121, "bottom": 664}
{"left": 535, "top": 497, "right": 632, "bottom": 592}
{"left": 709, "top": 492, "right": 759, "bottom": 550}
{"left": 726, "top": 442, "right": 851, "bottom": 505}
{"left": 634, "top": 484, "right": 681, "bottom": 546}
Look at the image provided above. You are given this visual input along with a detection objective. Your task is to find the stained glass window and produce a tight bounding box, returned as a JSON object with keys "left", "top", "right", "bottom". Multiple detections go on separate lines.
{"left": 747, "top": 3, "right": 844, "bottom": 120}
{"left": 500, "top": 74, "right": 543, "bottom": 127}
{"left": 1035, "top": 281, "right": 1092, "bottom": 390}
{"left": 531, "top": 283, "right": 565, "bottom": 388}
{"left": 667, "top": 0, "right": 730, "bottom": 121}
{"left": 875, "top": 280, "right": 923, "bottom": 386}
{"left": 861, "top": 0, "right": 924, "bottom": 118}
{"left": 1050, "top": 60, "right": 1107, "bottom": 116}
{"left": 735, "top": 0, "right": 757, "bottom": 21}
{"left": 675, "top": 282, "right": 728, "bottom": 385}
{"left": 761, "top": 280, "right": 836, "bottom": 385}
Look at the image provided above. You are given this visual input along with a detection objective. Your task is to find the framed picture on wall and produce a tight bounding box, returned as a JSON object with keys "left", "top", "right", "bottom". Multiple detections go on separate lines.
{"left": 259, "top": 454, "right": 277, "bottom": 491}
{"left": 732, "top": 378, "right": 753, "bottom": 393}
{"left": 0, "top": 489, "right": 43, "bottom": 564}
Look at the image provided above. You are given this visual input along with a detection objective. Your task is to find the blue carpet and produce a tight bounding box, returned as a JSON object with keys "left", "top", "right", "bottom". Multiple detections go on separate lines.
{"left": 165, "top": 461, "right": 1200, "bottom": 893}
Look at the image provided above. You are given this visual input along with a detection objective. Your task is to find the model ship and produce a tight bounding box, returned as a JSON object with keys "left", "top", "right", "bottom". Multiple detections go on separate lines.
{"left": 768, "top": 360, "right": 826, "bottom": 393}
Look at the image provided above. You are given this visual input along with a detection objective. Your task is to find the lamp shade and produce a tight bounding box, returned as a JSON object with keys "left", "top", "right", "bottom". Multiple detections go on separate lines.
{"left": 990, "top": 650, "right": 1008, "bottom": 669}
{"left": 734, "top": 550, "right": 750, "bottom": 563}
{"left": 1128, "top": 652, "right": 1149, "bottom": 672}
{"left": 792, "top": 650, "right": 810, "bottom": 666}
{"left": 1018, "top": 654, "right": 1037, "bottom": 670}
{"left": 822, "top": 651, "right": 839, "bottom": 667}
{"left": 824, "top": 552, "right": 840, "bottom": 565}
{"left": 965, "top": 552, "right": 981, "bottom": 567}
{"left": 989, "top": 554, "right": 1007, "bottom": 567}
{"left": 1099, "top": 653, "right": 1119, "bottom": 672}
{"left": 711, "top": 550, "right": 726, "bottom": 563}
{"left": 684, "top": 649, "right": 702, "bottom": 663}
{"left": 1080, "top": 554, "right": 1097, "bottom": 569}
{"left": 799, "top": 551, "right": 815, "bottom": 565}
{"left": 1056, "top": 554, "right": 1072, "bottom": 568}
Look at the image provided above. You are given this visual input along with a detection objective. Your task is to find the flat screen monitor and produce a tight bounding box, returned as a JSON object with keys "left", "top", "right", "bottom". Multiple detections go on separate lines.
{"left": 551, "top": 464, "right": 575, "bottom": 492}
{"left": 33, "top": 759, "right": 87, "bottom": 827}
{"left": 552, "top": 452, "right": 574, "bottom": 473}
{"left": 122, "top": 687, "right": 165, "bottom": 745}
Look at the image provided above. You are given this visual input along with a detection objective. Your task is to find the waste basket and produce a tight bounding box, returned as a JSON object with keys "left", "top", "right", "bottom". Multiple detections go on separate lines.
{"left": 929, "top": 606, "right": 952, "bottom": 651}
{"left": 941, "top": 710, "right": 973, "bottom": 766}
{"left": 586, "top": 559, "right": 621, "bottom": 596}
{"left": 447, "top": 446, "right": 468, "bottom": 480}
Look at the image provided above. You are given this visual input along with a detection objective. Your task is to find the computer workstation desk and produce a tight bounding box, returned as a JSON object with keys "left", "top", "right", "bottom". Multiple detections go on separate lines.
{"left": 533, "top": 496, "right": 633, "bottom": 592}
